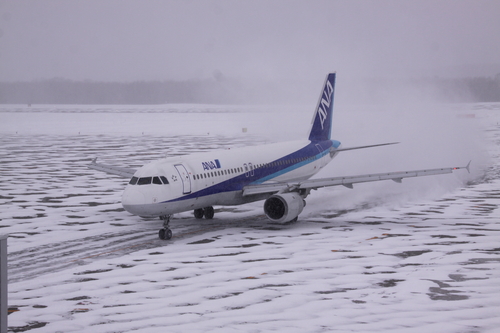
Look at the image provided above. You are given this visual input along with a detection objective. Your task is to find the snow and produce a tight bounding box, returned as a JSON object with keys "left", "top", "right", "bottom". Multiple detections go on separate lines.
{"left": 1, "top": 103, "right": 500, "bottom": 332}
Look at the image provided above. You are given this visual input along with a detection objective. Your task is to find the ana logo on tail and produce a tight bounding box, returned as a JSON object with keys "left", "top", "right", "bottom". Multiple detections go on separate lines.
{"left": 309, "top": 73, "right": 336, "bottom": 142}
{"left": 318, "top": 80, "right": 334, "bottom": 130}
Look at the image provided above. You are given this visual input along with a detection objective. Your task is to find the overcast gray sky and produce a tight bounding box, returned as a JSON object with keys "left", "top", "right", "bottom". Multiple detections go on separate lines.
{"left": 1, "top": 0, "right": 499, "bottom": 83}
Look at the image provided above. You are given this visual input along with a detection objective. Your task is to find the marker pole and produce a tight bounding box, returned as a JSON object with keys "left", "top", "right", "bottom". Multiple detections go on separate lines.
{"left": 0, "top": 235, "right": 7, "bottom": 333}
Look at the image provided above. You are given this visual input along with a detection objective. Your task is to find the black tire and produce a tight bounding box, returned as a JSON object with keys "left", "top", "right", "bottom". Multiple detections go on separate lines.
{"left": 194, "top": 208, "right": 204, "bottom": 219}
{"left": 204, "top": 206, "right": 215, "bottom": 219}
{"left": 159, "top": 229, "right": 166, "bottom": 240}
{"left": 165, "top": 228, "right": 173, "bottom": 240}
{"left": 159, "top": 228, "right": 173, "bottom": 240}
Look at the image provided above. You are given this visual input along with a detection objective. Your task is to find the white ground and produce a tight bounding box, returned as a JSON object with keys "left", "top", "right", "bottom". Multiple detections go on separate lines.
{"left": 1, "top": 103, "right": 499, "bottom": 333}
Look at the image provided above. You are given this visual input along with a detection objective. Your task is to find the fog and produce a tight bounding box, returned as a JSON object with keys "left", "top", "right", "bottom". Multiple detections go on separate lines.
{"left": 1, "top": 0, "right": 500, "bottom": 104}
{"left": 2, "top": 3, "right": 499, "bottom": 331}
{"left": 0, "top": 0, "right": 494, "bottom": 180}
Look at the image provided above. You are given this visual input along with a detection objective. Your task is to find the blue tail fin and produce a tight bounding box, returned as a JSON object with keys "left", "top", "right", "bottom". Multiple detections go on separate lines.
{"left": 308, "top": 73, "right": 336, "bottom": 142}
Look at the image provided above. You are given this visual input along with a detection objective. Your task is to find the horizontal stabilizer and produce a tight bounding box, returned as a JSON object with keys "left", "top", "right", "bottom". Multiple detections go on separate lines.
{"left": 335, "top": 142, "right": 399, "bottom": 152}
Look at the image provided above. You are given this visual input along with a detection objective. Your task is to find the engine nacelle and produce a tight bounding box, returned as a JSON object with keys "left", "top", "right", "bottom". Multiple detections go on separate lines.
{"left": 263, "top": 192, "right": 305, "bottom": 223}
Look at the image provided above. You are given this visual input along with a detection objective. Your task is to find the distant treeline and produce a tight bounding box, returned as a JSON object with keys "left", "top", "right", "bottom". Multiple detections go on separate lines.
{"left": 0, "top": 78, "right": 243, "bottom": 105}
{"left": 0, "top": 75, "right": 499, "bottom": 104}
{"left": 430, "top": 76, "right": 500, "bottom": 102}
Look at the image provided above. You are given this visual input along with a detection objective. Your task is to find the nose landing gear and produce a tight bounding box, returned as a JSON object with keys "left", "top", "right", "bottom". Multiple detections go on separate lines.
{"left": 159, "top": 215, "right": 172, "bottom": 240}
{"left": 158, "top": 206, "right": 215, "bottom": 240}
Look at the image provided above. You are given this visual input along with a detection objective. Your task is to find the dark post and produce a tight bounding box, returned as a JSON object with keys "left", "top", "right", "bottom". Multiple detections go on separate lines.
{"left": 0, "top": 235, "right": 7, "bottom": 333}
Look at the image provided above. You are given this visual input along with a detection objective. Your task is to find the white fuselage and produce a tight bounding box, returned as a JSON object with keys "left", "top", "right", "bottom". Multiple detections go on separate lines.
{"left": 122, "top": 139, "right": 340, "bottom": 217}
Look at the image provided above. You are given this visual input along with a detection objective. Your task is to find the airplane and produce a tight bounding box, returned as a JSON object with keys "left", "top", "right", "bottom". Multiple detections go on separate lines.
{"left": 89, "top": 73, "right": 470, "bottom": 240}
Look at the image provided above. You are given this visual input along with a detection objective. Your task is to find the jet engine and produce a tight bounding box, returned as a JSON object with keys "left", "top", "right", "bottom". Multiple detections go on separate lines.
{"left": 263, "top": 192, "right": 305, "bottom": 223}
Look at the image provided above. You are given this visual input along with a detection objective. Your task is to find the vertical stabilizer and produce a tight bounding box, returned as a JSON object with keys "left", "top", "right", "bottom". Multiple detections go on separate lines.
{"left": 308, "top": 73, "right": 336, "bottom": 141}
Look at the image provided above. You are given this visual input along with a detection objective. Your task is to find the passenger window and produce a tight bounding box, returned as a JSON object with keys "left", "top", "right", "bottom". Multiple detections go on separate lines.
{"left": 137, "top": 177, "right": 152, "bottom": 185}
{"left": 160, "top": 176, "right": 169, "bottom": 184}
{"left": 129, "top": 177, "right": 138, "bottom": 185}
{"left": 153, "top": 176, "right": 162, "bottom": 185}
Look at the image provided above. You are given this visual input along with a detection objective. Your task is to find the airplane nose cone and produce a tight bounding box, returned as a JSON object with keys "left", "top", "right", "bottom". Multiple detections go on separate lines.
{"left": 122, "top": 187, "right": 146, "bottom": 215}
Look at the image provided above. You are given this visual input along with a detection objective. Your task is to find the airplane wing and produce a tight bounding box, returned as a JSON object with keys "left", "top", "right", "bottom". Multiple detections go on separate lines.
{"left": 242, "top": 162, "right": 471, "bottom": 197}
{"left": 88, "top": 158, "right": 136, "bottom": 178}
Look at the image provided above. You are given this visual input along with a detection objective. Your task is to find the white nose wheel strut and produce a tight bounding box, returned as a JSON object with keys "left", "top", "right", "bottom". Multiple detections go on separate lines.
{"left": 159, "top": 215, "right": 172, "bottom": 240}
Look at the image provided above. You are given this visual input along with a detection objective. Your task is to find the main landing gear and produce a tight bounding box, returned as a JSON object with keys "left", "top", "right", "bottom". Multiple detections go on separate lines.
{"left": 158, "top": 215, "right": 172, "bottom": 240}
{"left": 194, "top": 206, "right": 214, "bottom": 220}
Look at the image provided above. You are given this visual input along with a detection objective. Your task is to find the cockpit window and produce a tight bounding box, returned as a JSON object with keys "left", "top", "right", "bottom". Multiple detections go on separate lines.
{"left": 137, "top": 177, "right": 152, "bottom": 185}
{"left": 130, "top": 175, "right": 169, "bottom": 185}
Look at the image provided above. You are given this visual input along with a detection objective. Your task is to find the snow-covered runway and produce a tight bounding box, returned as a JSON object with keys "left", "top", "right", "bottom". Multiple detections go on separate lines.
{"left": 1, "top": 104, "right": 499, "bottom": 332}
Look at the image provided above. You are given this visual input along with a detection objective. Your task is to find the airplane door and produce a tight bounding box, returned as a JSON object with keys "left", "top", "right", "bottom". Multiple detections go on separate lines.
{"left": 174, "top": 164, "right": 191, "bottom": 194}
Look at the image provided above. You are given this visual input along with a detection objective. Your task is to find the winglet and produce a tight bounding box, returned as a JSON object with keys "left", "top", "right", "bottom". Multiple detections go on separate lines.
{"left": 465, "top": 160, "right": 471, "bottom": 173}
{"left": 453, "top": 160, "right": 471, "bottom": 174}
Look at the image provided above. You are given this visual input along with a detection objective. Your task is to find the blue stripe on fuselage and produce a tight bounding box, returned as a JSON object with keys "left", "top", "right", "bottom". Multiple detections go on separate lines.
{"left": 162, "top": 140, "right": 336, "bottom": 203}
{"left": 249, "top": 142, "right": 332, "bottom": 185}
